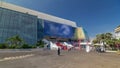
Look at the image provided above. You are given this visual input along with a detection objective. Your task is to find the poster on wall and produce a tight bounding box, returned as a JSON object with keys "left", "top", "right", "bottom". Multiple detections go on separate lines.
{"left": 44, "top": 20, "right": 75, "bottom": 39}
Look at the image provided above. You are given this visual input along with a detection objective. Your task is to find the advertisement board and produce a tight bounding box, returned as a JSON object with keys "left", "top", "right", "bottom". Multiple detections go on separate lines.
{"left": 44, "top": 20, "right": 75, "bottom": 38}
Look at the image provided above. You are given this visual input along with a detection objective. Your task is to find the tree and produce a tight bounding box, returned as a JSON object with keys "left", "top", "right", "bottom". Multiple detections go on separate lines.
{"left": 114, "top": 39, "right": 120, "bottom": 44}
{"left": 105, "top": 33, "right": 112, "bottom": 40}
{"left": 114, "top": 39, "right": 120, "bottom": 50}
{"left": 105, "top": 39, "right": 115, "bottom": 50}
{"left": 0, "top": 43, "right": 8, "bottom": 49}
{"left": 6, "top": 35, "right": 24, "bottom": 48}
{"left": 92, "top": 39, "right": 99, "bottom": 44}
{"left": 36, "top": 40, "right": 44, "bottom": 48}
{"left": 95, "top": 34, "right": 102, "bottom": 43}
{"left": 93, "top": 33, "right": 119, "bottom": 50}
{"left": 21, "top": 43, "right": 32, "bottom": 49}
{"left": 93, "top": 33, "right": 113, "bottom": 43}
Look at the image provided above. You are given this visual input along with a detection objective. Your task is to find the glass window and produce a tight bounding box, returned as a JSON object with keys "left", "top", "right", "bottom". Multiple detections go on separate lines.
{"left": 0, "top": 8, "right": 38, "bottom": 44}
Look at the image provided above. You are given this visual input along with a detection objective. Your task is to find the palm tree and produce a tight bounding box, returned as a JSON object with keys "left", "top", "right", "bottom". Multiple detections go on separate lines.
{"left": 105, "top": 33, "right": 112, "bottom": 40}
{"left": 93, "top": 33, "right": 113, "bottom": 43}
{"left": 93, "top": 33, "right": 118, "bottom": 50}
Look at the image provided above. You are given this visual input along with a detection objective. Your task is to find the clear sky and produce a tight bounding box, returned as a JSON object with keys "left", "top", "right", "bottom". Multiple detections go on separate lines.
{"left": 4, "top": 0, "right": 120, "bottom": 39}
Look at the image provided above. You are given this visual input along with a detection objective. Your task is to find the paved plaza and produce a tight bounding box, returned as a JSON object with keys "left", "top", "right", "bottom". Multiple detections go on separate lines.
{"left": 0, "top": 50, "right": 120, "bottom": 68}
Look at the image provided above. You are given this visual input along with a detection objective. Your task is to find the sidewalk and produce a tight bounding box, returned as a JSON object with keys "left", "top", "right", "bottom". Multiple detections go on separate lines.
{"left": 105, "top": 50, "right": 117, "bottom": 53}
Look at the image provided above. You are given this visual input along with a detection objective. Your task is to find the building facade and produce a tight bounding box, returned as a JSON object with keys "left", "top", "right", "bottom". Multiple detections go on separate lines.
{"left": 0, "top": 2, "right": 79, "bottom": 44}
{"left": 115, "top": 26, "right": 120, "bottom": 39}
{"left": 0, "top": 7, "right": 38, "bottom": 44}
{"left": 0, "top": 2, "right": 90, "bottom": 45}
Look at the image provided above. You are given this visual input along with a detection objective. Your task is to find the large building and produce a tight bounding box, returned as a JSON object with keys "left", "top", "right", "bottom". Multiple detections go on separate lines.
{"left": 0, "top": 2, "right": 88, "bottom": 45}
{"left": 114, "top": 26, "right": 120, "bottom": 39}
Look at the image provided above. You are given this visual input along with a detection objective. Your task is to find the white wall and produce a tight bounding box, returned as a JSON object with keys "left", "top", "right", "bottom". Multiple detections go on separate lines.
{"left": 115, "top": 32, "right": 120, "bottom": 39}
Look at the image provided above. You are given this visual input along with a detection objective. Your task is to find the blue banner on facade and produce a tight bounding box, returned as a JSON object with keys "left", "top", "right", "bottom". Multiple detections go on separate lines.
{"left": 44, "top": 20, "right": 75, "bottom": 38}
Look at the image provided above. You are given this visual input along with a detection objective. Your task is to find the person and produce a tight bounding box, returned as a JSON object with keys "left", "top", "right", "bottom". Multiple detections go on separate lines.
{"left": 96, "top": 46, "right": 101, "bottom": 53}
{"left": 57, "top": 47, "right": 61, "bottom": 56}
{"left": 68, "top": 47, "right": 72, "bottom": 51}
{"left": 86, "top": 45, "right": 90, "bottom": 53}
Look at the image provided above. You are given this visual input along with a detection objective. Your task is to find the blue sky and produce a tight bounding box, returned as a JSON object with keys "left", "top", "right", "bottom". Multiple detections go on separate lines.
{"left": 4, "top": 0, "right": 120, "bottom": 39}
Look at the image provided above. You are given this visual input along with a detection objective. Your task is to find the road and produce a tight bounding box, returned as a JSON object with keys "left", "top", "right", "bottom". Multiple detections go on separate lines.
{"left": 0, "top": 50, "right": 120, "bottom": 68}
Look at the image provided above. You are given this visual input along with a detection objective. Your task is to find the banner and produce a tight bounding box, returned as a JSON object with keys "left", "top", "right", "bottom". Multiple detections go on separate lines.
{"left": 44, "top": 20, "right": 75, "bottom": 38}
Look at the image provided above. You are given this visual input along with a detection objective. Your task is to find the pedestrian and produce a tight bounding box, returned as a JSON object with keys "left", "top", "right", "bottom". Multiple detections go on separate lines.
{"left": 57, "top": 47, "right": 61, "bottom": 56}
{"left": 68, "top": 47, "right": 71, "bottom": 51}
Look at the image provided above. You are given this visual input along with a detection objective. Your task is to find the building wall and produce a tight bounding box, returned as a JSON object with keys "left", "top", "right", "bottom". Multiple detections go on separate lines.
{"left": 0, "top": 2, "right": 77, "bottom": 27}
{"left": 115, "top": 27, "right": 120, "bottom": 39}
{"left": 37, "top": 19, "right": 44, "bottom": 41}
{"left": 74, "top": 27, "right": 89, "bottom": 41}
{"left": 0, "top": 2, "right": 89, "bottom": 44}
{"left": 0, "top": 7, "right": 76, "bottom": 44}
{"left": 115, "top": 32, "right": 120, "bottom": 39}
{"left": 0, "top": 7, "right": 38, "bottom": 44}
